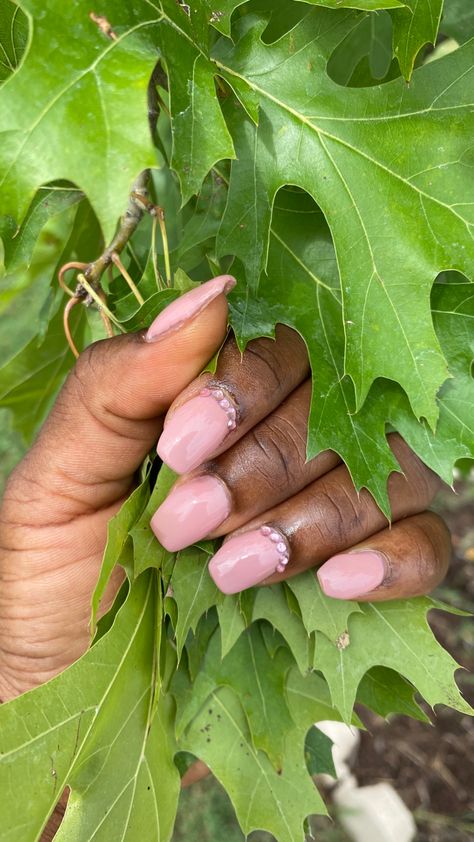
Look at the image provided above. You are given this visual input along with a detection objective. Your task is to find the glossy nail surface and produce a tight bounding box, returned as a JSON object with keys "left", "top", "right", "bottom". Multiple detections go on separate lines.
{"left": 209, "top": 526, "right": 289, "bottom": 594}
{"left": 157, "top": 393, "right": 233, "bottom": 474}
{"left": 150, "top": 475, "right": 231, "bottom": 552}
{"left": 145, "top": 274, "right": 236, "bottom": 342}
{"left": 317, "top": 550, "right": 386, "bottom": 600}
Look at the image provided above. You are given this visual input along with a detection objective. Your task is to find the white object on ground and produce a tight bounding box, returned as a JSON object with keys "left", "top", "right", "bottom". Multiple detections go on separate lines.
{"left": 333, "top": 781, "right": 417, "bottom": 842}
{"left": 315, "top": 722, "right": 416, "bottom": 842}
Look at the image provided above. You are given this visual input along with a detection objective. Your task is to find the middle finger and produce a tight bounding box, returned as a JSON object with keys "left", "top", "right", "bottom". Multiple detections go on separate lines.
{"left": 151, "top": 380, "right": 339, "bottom": 551}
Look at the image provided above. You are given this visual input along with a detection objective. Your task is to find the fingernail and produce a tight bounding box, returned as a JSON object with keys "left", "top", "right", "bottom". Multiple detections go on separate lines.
{"left": 209, "top": 526, "right": 290, "bottom": 595}
{"left": 150, "top": 475, "right": 231, "bottom": 552}
{"left": 317, "top": 550, "right": 386, "bottom": 600}
{"left": 157, "top": 387, "right": 238, "bottom": 474}
{"left": 145, "top": 274, "right": 236, "bottom": 342}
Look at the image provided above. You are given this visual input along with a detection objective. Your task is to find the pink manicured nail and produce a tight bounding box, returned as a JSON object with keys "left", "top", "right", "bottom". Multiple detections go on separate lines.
{"left": 150, "top": 475, "right": 231, "bottom": 552}
{"left": 157, "top": 388, "right": 238, "bottom": 473}
{"left": 317, "top": 550, "right": 386, "bottom": 600}
{"left": 209, "top": 525, "right": 290, "bottom": 594}
{"left": 145, "top": 274, "right": 236, "bottom": 342}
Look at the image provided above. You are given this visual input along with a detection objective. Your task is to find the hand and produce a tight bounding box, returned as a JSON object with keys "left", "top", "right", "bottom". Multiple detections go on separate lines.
{"left": 0, "top": 275, "right": 450, "bottom": 703}
{"left": 151, "top": 317, "right": 450, "bottom": 598}
{"left": 0, "top": 276, "right": 234, "bottom": 700}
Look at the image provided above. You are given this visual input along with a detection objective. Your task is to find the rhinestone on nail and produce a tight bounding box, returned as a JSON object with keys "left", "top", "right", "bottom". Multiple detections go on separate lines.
{"left": 200, "top": 385, "right": 239, "bottom": 433}
{"left": 259, "top": 525, "right": 291, "bottom": 573}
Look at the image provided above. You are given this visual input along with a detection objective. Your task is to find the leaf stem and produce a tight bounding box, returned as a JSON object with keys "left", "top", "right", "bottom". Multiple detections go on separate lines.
{"left": 63, "top": 297, "right": 80, "bottom": 358}
{"left": 157, "top": 207, "right": 172, "bottom": 287}
{"left": 77, "top": 274, "right": 126, "bottom": 333}
{"left": 111, "top": 252, "right": 144, "bottom": 305}
{"left": 151, "top": 216, "right": 164, "bottom": 291}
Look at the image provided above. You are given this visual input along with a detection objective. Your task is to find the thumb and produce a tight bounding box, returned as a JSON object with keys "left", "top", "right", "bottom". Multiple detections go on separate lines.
{"left": 14, "top": 275, "right": 235, "bottom": 520}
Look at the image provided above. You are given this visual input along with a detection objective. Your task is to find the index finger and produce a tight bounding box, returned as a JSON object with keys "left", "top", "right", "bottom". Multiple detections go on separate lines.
{"left": 157, "top": 326, "right": 309, "bottom": 473}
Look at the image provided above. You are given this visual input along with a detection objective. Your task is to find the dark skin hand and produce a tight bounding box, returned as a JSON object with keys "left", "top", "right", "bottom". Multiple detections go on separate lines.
{"left": 0, "top": 277, "right": 449, "bottom": 705}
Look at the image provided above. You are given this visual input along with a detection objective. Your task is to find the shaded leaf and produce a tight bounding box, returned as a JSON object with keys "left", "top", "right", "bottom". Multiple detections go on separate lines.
{"left": 0, "top": 0, "right": 28, "bottom": 83}
{"left": 356, "top": 666, "right": 430, "bottom": 722}
{"left": 180, "top": 685, "right": 327, "bottom": 841}
{"left": 304, "top": 726, "right": 336, "bottom": 778}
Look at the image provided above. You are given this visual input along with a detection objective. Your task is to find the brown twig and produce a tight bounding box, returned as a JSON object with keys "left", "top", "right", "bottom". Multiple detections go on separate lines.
{"left": 84, "top": 170, "right": 151, "bottom": 290}
{"left": 58, "top": 262, "right": 89, "bottom": 297}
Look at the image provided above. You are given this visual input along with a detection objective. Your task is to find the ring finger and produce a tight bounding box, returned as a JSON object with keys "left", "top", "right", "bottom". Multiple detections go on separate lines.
{"left": 206, "top": 437, "right": 443, "bottom": 596}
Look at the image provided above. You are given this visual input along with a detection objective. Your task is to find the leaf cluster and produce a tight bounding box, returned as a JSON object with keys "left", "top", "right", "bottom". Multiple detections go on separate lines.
{"left": 0, "top": 1, "right": 473, "bottom": 839}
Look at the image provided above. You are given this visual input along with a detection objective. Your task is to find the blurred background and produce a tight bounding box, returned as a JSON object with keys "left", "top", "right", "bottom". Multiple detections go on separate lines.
{"left": 1, "top": 423, "right": 472, "bottom": 841}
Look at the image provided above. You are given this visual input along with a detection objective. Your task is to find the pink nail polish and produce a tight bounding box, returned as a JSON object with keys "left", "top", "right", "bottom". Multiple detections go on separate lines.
{"left": 157, "top": 388, "right": 238, "bottom": 474}
{"left": 317, "top": 551, "right": 386, "bottom": 600}
{"left": 145, "top": 274, "right": 236, "bottom": 342}
{"left": 209, "top": 526, "right": 290, "bottom": 595}
{"left": 150, "top": 475, "right": 231, "bottom": 552}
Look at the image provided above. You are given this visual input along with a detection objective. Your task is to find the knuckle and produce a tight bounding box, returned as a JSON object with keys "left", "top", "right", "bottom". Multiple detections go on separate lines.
{"left": 244, "top": 340, "right": 284, "bottom": 390}
{"left": 245, "top": 423, "right": 292, "bottom": 492}
{"left": 306, "top": 480, "right": 367, "bottom": 544}
{"left": 390, "top": 435, "right": 440, "bottom": 508}
{"left": 411, "top": 514, "right": 450, "bottom": 589}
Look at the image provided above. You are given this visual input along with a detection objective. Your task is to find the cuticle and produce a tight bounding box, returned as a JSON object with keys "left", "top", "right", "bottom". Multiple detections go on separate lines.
{"left": 349, "top": 547, "right": 391, "bottom": 588}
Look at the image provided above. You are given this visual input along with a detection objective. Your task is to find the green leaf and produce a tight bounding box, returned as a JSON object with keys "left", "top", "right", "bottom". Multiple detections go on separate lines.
{"left": 314, "top": 598, "right": 473, "bottom": 721}
{"left": 441, "top": 0, "right": 474, "bottom": 43}
{"left": 0, "top": 0, "right": 158, "bottom": 239}
{"left": 391, "top": 0, "right": 443, "bottom": 78}
{"left": 304, "top": 726, "right": 336, "bottom": 778}
{"left": 176, "top": 625, "right": 295, "bottom": 767}
{"left": 298, "top": 0, "right": 404, "bottom": 10}
{"left": 118, "top": 289, "right": 179, "bottom": 331}
{"left": 287, "top": 572, "right": 361, "bottom": 643}
{"left": 286, "top": 667, "right": 356, "bottom": 726}
{"left": 0, "top": 303, "right": 86, "bottom": 442}
{"left": 0, "top": 187, "right": 83, "bottom": 272}
{"left": 356, "top": 666, "right": 430, "bottom": 722}
{"left": 327, "top": 10, "right": 399, "bottom": 87}
{"left": 180, "top": 685, "right": 327, "bottom": 840}
{"left": 156, "top": 1, "right": 235, "bottom": 203}
{"left": 215, "top": 10, "right": 474, "bottom": 425}
{"left": 252, "top": 585, "right": 312, "bottom": 675}
{"left": 131, "top": 463, "right": 178, "bottom": 580}
{"left": 0, "top": 0, "right": 28, "bottom": 83}
{"left": 170, "top": 545, "right": 223, "bottom": 656}
{"left": 91, "top": 475, "right": 151, "bottom": 632}
{"left": 364, "top": 280, "right": 474, "bottom": 485}
{"left": 0, "top": 574, "right": 180, "bottom": 842}
{"left": 217, "top": 594, "right": 247, "bottom": 657}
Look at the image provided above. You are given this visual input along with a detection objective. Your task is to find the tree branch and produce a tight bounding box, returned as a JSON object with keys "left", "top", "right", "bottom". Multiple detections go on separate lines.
{"left": 83, "top": 170, "right": 150, "bottom": 290}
